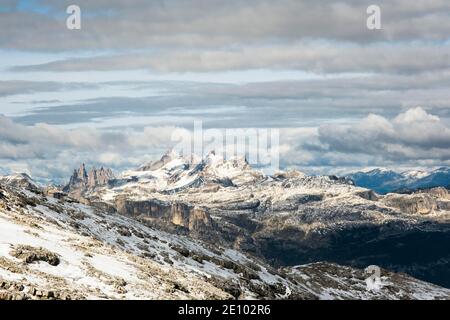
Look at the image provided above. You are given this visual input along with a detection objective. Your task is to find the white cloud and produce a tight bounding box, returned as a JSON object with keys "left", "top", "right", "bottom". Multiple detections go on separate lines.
{"left": 0, "top": 115, "right": 180, "bottom": 181}
{"left": 0, "top": 107, "right": 449, "bottom": 182}
{"left": 316, "top": 107, "right": 450, "bottom": 161}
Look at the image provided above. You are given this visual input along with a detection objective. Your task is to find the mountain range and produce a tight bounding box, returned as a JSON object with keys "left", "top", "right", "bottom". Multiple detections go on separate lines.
{"left": 346, "top": 167, "right": 450, "bottom": 194}
{"left": 2, "top": 180, "right": 449, "bottom": 299}
{"left": 1, "top": 151, "right": 450, "bottom": 299}
{"left": 60, "top": 151, "right": 450, "bottom": 288}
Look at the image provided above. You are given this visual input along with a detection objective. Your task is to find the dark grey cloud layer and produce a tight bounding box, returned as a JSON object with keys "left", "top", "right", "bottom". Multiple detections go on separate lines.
{"left": 1, "top": 0, "right": 449, "bottom": 53}
{"left": 0, "top": 80, "right": 98, "bottom": 97}
{"left": 12, "top": 43, "right": 450, "bottom": 74}
{"left": 10, "top": 73, "right": 450, "bottom": 128}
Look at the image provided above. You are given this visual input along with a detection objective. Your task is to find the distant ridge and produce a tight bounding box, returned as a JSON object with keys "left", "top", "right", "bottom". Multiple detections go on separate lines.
{"left": 347, "top": 167, "right": 450, "bottom": 194}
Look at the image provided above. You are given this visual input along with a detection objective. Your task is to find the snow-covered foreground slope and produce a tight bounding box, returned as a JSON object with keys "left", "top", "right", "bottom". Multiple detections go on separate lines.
{"left": 1, "top": 182, "right": 449, "bottom": 300}
{"left": 0, "top": 183, "right": 302, "bottom": 300}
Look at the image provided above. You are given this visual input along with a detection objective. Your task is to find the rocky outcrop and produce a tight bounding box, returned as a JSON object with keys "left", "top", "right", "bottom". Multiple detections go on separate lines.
{"left": 382, "top": 193, "right": 438, "bottom": 215}
{"left": 64, "top": 164, "right": 114, "bottom": 193}
{"left": 10, "top": 245, "right": 60, "bottom": 266}
{"left": 87, "top": 166, "right": 113, "bottom": 188}
{"left": 217, "top": 199, "right": 261, "bottom": 211}
{"left": 65, "top": 164, "right": 88, "bottom": 192}
{"left": 437, "top": 201, "right": 450, "bottom": 211}
{"left": 138, "top": 150, "right": 182, "bottom": 172}
{"left": 44, "top": 187, "right": 67, "bottom": 200}
{"left": 420, "top": 187, "right": 449, "bottom": 199}
{"left": 271, "top": 194, "right": 323, "bottom": 212}
{"left": 356, "top": 190, "right": 379, "bottom": 201}
{"left": 114, "top": 197, "right": 211, "bottom": 231}
{"left": 187, "top": 207, "right": 211, "bottom": 230}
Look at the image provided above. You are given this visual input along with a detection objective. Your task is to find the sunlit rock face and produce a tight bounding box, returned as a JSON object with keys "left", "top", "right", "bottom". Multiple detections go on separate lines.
{"left": 114, "top": 197, "right": 211, "bottom": 232}
{"left": 382, "top": 194, "right": 438, "bottom": 215}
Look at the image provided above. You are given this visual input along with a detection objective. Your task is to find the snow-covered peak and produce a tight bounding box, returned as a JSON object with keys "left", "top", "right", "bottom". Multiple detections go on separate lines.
{"left": 0, "top": 172, "right": 41, "bottom": 192}
{"left": 204, "top": 150, "right": 224, "bottom": 166}
{"left": 136, "top": 149, "right": 184, "bottom": 172}
{"left": 165, "top": 148, "right": 181, "bottom": 160}
{"left": 347, "top": 166, "right": 450, "bottom": 194}
{"left": 402, "top": 170, "right": 429, "bottom": 179}
{"left": 204, "top": 153, "right": 250, "bottom": 178}
{"left": 362, "top": 168, "right": 395, "bottom": 175}
{"left": 112, "top": 151, "right": 261, "bottom": 195}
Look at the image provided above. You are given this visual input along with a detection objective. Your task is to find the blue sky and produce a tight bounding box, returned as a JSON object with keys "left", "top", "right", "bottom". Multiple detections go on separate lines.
{"left": 0, "top": 0, "right": 449, "bottom": 181}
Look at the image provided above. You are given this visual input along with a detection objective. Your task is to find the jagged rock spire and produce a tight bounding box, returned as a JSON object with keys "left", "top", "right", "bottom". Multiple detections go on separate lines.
{"left": 64, "top": 164, "right": 115, "bottom": 193}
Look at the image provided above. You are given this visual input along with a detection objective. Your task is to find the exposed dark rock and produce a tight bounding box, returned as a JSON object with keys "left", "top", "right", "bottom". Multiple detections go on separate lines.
{"left": 356, "top": 190, "right": 379, "bottom": 201}
{"left": 171, "top": 245, "right": 190, "bottom": 257}
{"left": 10, "top": 245, "right": 60, "bottom": 266}
{"left": 218, "top": 199, "right": 261, "bottom": 211}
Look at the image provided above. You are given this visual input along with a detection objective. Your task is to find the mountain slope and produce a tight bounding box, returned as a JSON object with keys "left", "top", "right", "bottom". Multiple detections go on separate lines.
{"left": 0, "top": 182, "right": 303, "bottom": 300}
{"left": 1, "top": 182, "right": 449, "bottom": 300}
{"left": 347, "top": 168, "right": 450, "bottom": 194}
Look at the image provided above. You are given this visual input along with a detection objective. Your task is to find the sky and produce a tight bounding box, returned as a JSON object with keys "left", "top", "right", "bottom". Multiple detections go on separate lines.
{"left": 0, "top": 0, "right": 449, "bottom": 182}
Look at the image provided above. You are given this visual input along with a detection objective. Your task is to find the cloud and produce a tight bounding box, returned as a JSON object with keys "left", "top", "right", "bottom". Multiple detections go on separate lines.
{"left": 0, "top": 81, "right": 98, "bottom": 97}
{"left": 10, "top": 72, "right": 450, "bottom": 129}
{"left": 11, "top": 43, "right": 450, "bottom": 74}
{"left": 0, "top": 115, "right": 182, "bottom": 181}
{"left": 1, "top": 107, "right": 449, "bottom": 182}
{"left": 1, "top": 0, "right": 449, "bottom": 52}
{"left": 274, "top": 108, "right": 450, "bottom": 174}
{"left": 1, "top": 1, "right": 449, "bottom": 180}
{"left": 316, "top": 107, "right": 450, "bottom": 162}
{"left": 0, "top": 115, "right": 182, "bottom": 157}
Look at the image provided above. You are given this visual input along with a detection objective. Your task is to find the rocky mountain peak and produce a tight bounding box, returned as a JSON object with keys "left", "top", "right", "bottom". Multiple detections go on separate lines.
{"left": 138, "top": 149, "right": 183, "bottom": 172}
{"left": 64, "top": 164, "right": 115, "bottom": 193}
{"left": 78, "top": 163, "right": 88, "bottom": 179}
